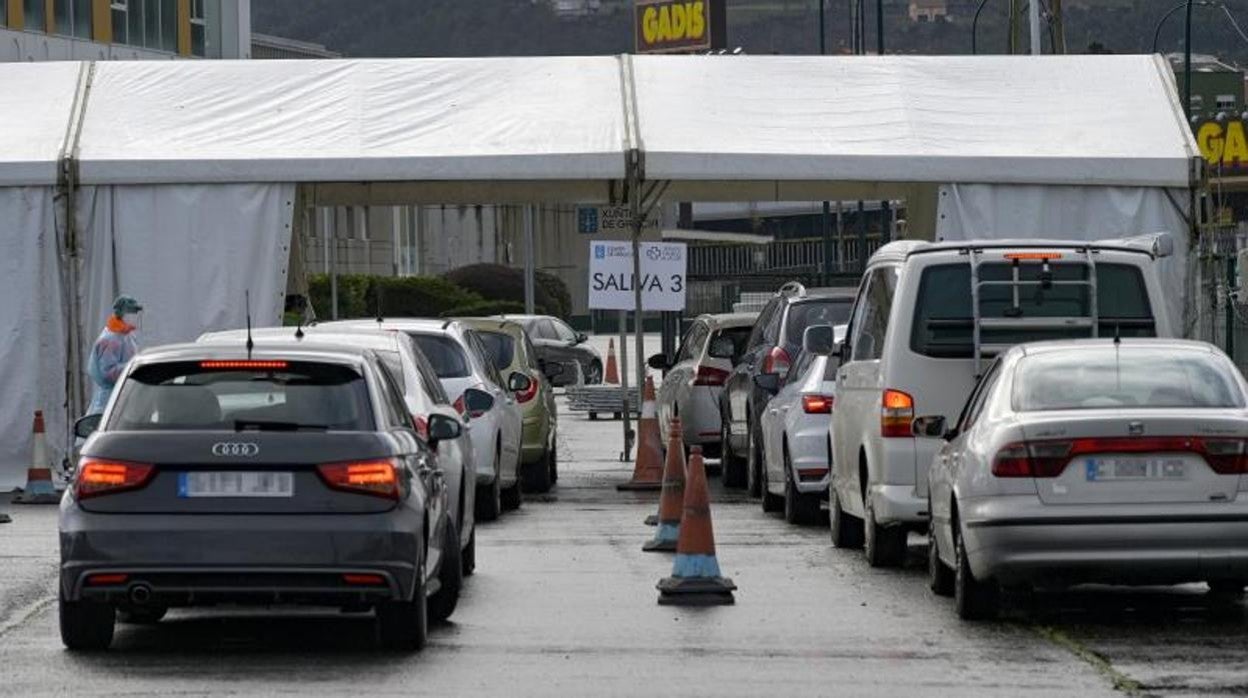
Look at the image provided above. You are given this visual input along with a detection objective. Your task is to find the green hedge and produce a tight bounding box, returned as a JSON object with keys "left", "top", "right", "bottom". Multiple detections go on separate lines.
{"left": 444, "top": 264, "right": 571, "bottom": 320}
{"left": 440, "top": 299, "right": 530, "bottom": 318}
{"left": 308, "top": 274, "right": 483, "bottom": 320}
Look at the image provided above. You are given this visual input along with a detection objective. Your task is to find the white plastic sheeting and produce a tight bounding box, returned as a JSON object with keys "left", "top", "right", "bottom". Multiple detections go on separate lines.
{"left": 0, "top": 188, "right": 68, "bottom": 490}
{"left": 936, "top": 183, "right": 1191, "bottom": 337}
{"left": 632, "top": 55, "right": 1197, "bottom": 187}
{"left": 76, "top": 58, "right": 629, "bottom": 185}
{"left": 0, "top": 62, "right": 81, "bottom": 186}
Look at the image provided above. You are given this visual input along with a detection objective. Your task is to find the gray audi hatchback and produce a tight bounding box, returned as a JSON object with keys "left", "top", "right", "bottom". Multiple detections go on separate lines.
{"left": 60, "top": 342, "right": 462, "bottom": 652}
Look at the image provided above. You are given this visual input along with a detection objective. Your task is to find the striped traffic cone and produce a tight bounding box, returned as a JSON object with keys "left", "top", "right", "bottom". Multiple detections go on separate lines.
{"left": 617, "top": 376, "right": 664, "bottom": 492}
{"left": 657, "top": 446, "right": 736, "bottom": 606}
{"left": 643, "top": 418, "right": 687, "bottom": 552}
{"left": 14, "top": 411, "right": 61, "bottom": 505}
{"left": 604, "top": 338, "right": 620, "bottom": 385}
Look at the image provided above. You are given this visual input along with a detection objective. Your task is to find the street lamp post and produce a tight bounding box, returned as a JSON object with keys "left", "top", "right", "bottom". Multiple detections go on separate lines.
{"left": 1152, "top": 0, "right": 1209, "bottom": 119}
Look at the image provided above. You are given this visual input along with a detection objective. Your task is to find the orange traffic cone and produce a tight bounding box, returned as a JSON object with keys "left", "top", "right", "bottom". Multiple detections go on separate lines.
{"left": 657, "top": 446, "right": 736, "bottom": 606}
{"left": 14, "top": 411, "right": 61, "bottom": 505}
{"left": 604, "top": 338, "right": 620, "bottom": 385}
{"left": 617, "top": 376, "right": 664, "bottom": 492}
{"left": 643, "top": 418, "right": 687, "bottom": 552}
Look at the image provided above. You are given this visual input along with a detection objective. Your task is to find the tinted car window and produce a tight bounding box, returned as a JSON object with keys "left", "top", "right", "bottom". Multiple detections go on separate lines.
{"left": 1013, "top": 348, "right": 1244, "bottom": 411}
{"left": 406, "top": 340, "right": 450, "bottom": 404}
{"left": 409, "top": 334, "right": 471, "bottom": 379}
{"left": 477, "top": 330, "right": 516, "bottom": 371}
{"left": 910, "top": 262, "right": 1155, "bottom": 359}
{"left": 851, "top": 267, "right": 899, "bottom": 361}
{"left": 375, "top": 360, "right": 414, "bottom": 428}
{"left": 785, "top": 300, "right": 854, "bottom": 346}
{"left": 676, "top": 322, "right": 708, "bottom": 363}
{"left": 520, "top": 333, "right": 541, "bottom": 370}
{"left": 376, "top": 350, "right": 405, "bottom": 392}
{"left": 747, "top": 300, "right": 780, "bottom": 350}
{"left": 111, "top": 361, "right": 374, "bottom": 431}
{"left": 715, "top": 326, "right": 753, "bottom": 363}
{"left": 535, "top": 319, "right": 558, "bottom": 340}
{"left": 466, "top": 332, "right": 506, "bottom": 387}
{"left": 552, "top": 319, "right": 578, "bottom": 343}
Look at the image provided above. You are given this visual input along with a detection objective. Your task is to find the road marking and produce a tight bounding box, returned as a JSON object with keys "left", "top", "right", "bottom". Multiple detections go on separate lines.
{"left": 0, "top": 595, "right": 55, "bottom": 640}
{"left": 1025, "top": 623, "right": 1144, "bottom": 696}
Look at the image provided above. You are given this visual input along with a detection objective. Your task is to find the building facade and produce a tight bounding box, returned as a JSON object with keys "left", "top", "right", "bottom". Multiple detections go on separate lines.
{"left": 0, "top": 0, "right": 250, "bottom": 62}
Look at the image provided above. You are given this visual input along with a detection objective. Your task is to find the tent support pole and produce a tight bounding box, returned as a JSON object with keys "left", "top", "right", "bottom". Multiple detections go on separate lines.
{"left": 524, "top": 205, "right": 536, "bottom": 314}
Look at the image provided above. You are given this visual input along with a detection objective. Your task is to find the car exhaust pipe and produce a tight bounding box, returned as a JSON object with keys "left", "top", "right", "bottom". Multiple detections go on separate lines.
{"left": 128, "top": 583, "right": 153, "bottom": 606}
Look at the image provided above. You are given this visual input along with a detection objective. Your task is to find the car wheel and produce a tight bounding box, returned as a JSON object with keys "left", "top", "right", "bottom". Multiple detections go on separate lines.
{"left": 521, "top": 440, "right": 554, "bottom": 494}
{"left": 462, "top": 528, "right": 476, "bottom": 577}
{"left": 829, "top": 483, "right": 864, "bottom": 549}
{"left": 783, "top": 453, "right": 818, "bottom": 525}
{"left": 761, "top": 453, "right": 782, "bottom": 513}
{"left": 428, "top": 519, "right": 462, "bottom": 624}
{"left": 59, "top": 592, "right": 115, "bottom": 651}
{"left": 721, "top": 417, "right": 747, "bottom": 488}
{"left": 746, "top": 421, "right": 762, "bottom": 498}
{"left": 928, "top": 512, "right": 955, "bottom": 598}
{"left": 377, "top": 560, "right": 428, "bottom": 652}
{"left": 501, "top": 480, "right": 523, "bottom": 511}
{"left": 585, "top": 360, "right": 603, "bottom": 385}
{"left": 864, "top": 492, "right": 907, "bottom": 568}
{"left": 954, "top": 519, "right": 998, "bottom": 621}
{"left": 475, "top": 447, "right": 502, "bottom": 522}
{"left": 117, "top": 605, "right": 168, "bottom": 625}
{"left": 1208, "top": 580, "right": 1246, "bottom": 597}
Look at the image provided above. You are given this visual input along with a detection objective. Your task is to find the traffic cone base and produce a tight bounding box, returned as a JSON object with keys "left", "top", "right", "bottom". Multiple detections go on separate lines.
{"left": 656, "top": 446, "right": 735, "bottom": 606}
{"left": 642, "top": 522, "right": 679, "bottom": 552}
{"left": 656, "top": 575, "right": 737, "bottom": 606}
{"left": 643, "top": 513, "right": 658, "bottom": 526}
{"left": 617, "top": 376, "right": 664, "bottom": 491}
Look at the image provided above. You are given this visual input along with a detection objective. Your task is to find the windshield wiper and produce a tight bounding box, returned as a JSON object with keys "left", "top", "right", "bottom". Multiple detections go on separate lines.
{"left": 234, "top": 419, "right": 329, "bottom": 433}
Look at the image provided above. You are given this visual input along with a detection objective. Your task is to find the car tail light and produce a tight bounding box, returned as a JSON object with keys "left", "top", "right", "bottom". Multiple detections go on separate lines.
{"left": 761, "top": 346, "right": 792, "bottom": 379}
{"left": 692, "top": 365, "right": 730, "bottom": 387}
{"left": 342, "top": 573, "right": 386, "bottom": 586}
{"left": 880, "top": 389, "right": 914, "bottom": 438}
{"left": 1201, "top": 438, "right": 1248, "bottom": 475}
{"left": 86, "top": 573, "right": 128, "bottom": 586}
{"left": 199, "top": 360, "right": 288, "bottom": 370}
{"left": 802, "top": 394, "right": 834, "bottom": 414}
{"left": 75, "top": 459, "right": 155, "bottom": 499}
{"left": 516, "top": 371, "right": 540, "bottom": 403}
{"left": 317, "top": 459, "right": 401, "bottom": 500}
{"left": 991, "top": 437, "right": 1248, "bottom": 478}
{"left": 991, "top": 442, "right": 1073, "bottom": 478}
{"left": 412, "top": 414, "right": 429, "bottom": 440}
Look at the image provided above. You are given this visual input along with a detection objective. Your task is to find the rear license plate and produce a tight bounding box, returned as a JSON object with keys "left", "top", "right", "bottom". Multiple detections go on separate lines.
{"left": 1084, "top": 457, "right": 1186, "bottom": 482}
{"left": 178, "top": 472, "right": 294, "bottom": 498}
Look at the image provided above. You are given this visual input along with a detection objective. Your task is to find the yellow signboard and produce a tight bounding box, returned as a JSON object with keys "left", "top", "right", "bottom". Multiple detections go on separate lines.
{"left": 1197, "top": 120, "right": 1248, "bottom": 171}
{"left": 635, "top": 0, "right": 713, "bottom": 53}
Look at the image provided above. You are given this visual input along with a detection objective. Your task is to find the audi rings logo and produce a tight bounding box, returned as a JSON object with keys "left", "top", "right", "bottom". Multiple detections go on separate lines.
{"left": 211, "top": 442, "right": 260, "bottom": 457}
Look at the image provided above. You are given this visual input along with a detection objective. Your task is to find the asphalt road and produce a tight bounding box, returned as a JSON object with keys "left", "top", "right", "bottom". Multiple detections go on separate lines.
{"left": 1, "top": 390, "right": 1246, "bottom": 697}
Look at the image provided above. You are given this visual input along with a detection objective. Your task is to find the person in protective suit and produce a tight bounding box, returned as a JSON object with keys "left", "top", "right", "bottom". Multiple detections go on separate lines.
{"left": 86, "top": 295, "right": 143, "bottom": 415}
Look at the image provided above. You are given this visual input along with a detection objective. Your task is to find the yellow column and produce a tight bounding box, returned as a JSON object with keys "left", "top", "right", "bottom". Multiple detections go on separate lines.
{"left": 91, "top": 0, "right": 111, "bottom": 42}
{"left": 44, "top": 0, "right": 54, "bottom": 33}
{"left": 6, "top": 0, "right": 23, "bottom": 30}
{"left": 176, "top": 0, "right": 190, "bottom": 55}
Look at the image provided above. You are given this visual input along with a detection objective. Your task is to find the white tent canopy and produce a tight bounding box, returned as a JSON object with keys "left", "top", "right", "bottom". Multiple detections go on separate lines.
{"left": 0, "top": 54, "right": 1201, "bottom": 489}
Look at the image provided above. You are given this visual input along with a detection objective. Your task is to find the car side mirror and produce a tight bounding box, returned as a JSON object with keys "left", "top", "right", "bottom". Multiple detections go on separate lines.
{"left": 463, "top": 388, "right": 496, "bottom": 418}
{"left": 74, "top": 414, "right": 102, "bottom": 440}
{"left": 508, "top": 371, "right": 532, "bottom": 393}
{"left": 753, "top": 373, "right": 780, "bottom": 394}
{"left": 575, "top": 332, "right": 588, "bottom": 345}
{"left": 912, "top": 415, "right": 948, "bottom": 439}
{"left": 647, "top": 354, "right": 670, "bottom": 371}
{"left": 802, "top": 324, "right": 837, "bottom": 356}
{"left": 427, "top": 413, "right": 462, "bottom": 448}
{"left": 707, "top": 336, "right": 735, "bottom": 360}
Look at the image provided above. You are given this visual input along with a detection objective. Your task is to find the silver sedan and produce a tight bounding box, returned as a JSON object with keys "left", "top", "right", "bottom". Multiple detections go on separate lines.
{"left": 920, "top": 339, "right": 1248, "bottom": 620}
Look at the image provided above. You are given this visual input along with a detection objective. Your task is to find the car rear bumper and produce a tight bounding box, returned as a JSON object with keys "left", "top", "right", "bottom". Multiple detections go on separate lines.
{"left": 59, "top": 505, "right": 422, "bottom": 604}
{"left": 868, "top": 484, "right": 928, "bottom": 527}
{"left": 961, "top": 497, "right": 1248, "bottom": 586}
{"left": 789, "top": 417, "right": 831, "bottom": 495}
{"left": 679, "top": 387, "right": 723, "bottom": 446}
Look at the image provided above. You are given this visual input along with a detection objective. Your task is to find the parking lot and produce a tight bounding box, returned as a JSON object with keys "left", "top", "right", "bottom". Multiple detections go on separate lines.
{"left": 2, "top": 353, "right": 1247, "bottom": 697}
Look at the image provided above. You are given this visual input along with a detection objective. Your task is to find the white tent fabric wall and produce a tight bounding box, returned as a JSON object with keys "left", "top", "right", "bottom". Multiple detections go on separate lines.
{"left": 935, "top": 184, "right": 1191, "bottom": 337}
{"left": 0, "top": 188, "right": 68, "bottom": 490}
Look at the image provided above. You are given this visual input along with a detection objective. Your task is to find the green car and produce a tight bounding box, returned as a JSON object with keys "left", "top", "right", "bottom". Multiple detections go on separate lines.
{"left": 457, "top": 319, "right": 560, "bottom": 493}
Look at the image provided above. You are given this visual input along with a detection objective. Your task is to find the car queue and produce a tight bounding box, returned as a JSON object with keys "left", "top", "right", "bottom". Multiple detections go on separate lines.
{"left": 653, "top": 232, "right": 1248, "bottom": 619}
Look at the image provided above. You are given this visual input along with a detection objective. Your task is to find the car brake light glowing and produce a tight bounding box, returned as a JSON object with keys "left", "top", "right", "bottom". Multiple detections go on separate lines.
{"left": 761, "top": 346, "right": 792, "bottom": 378}
{"left": 75, "top": 460, "right": 156, "bottom": 499}
{"left": 880, "top": 389, "right": 914, "bottom": 438}
{"left": 1003, "top": 252, "right": 1063, "bottom": 261}
{"left": 86, "top": 573, "right": 129, "bottom": 586}
{"left": 802, "top": 394, "right": 834, "bottom": 414}
{"left": 516, "top": 371, "right": 540, "bottom": 404}
{"left": 199, "top": 360, "right": 288, "bottom": 370}
{"left": 342, "top": 573, "right": 386, "bottom": 586}
{"left": 317, "top": 459, "right": 401, "bottom": 500}
{"left": 991, "top": 437, "right": 1248, "bottom": 478}
{"left": 692, "top": 365, "right": 730, "bottom": 387}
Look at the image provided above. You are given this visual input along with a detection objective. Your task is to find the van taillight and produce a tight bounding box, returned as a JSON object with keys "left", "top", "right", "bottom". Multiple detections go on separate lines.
{"left": 880, "top": 389, "right": 914, "bottom": 438}
{"left": 692, "top": 365, "right": 730, "bottom": 386}
{"left": 75, "top": 460, "right": 155, "bottom": 499}
{"left": 317, "top": 459, "right": 401, "bottom": 500}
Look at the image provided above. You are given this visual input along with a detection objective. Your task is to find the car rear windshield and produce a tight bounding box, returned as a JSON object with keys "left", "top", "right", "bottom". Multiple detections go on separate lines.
{"left": 714, "top": 326, "right": 753, "bottom": 362}
{"left": 1013, "top": 348, "right": 1244, "bottom": 411}
{"left": 910, "top": 262, "right": 1155, "bottom": 358}
{"left": 109, "top": 361, "right": 375, "bottom": 431}
{"left": 476, "top": 331, "right": 516, "bottom": 371}
{"left": 408, "top": 334, "right": 471, "bottom": 379}
{"left": 784, "top": 300, "right": 853, "bottom": 345}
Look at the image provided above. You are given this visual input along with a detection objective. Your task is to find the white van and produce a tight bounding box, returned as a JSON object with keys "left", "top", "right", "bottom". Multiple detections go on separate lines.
{"left": 829, "top": 235, "right": 1176, "bottom": 567}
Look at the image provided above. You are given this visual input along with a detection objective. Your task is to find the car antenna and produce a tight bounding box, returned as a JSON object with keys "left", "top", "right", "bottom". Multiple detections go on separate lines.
{"left": 245, "top": 290, "right": 254, "bottom": 359}
{"left": 375, "top": 284, "right": 385, "bottom": 326}
{"left": 294, "top": 299, "right": 305, "bottom": 340}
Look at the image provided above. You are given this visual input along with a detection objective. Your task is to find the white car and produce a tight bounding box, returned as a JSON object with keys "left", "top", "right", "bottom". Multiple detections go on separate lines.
{"left": 320, "top": 319, "right": 525, "bottom": 522}
{"left": 830, "top": 235, "right": 1177, "bottom": 568}
{"left": 197, "top": 326, "right": 479, "bottom": 572}
{"left": 756, "top": 325, "right": 845, "bottom": 524}
{"left": 651, "top": 313, "right": 757, "bottom": 459}
{"left": 922, "top": 339, "right": 1248, "bottom": 620}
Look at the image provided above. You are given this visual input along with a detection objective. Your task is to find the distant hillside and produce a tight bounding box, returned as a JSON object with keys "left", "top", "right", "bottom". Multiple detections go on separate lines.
{"left": 251, "top": 0, "right": 1248, "bottom": 66}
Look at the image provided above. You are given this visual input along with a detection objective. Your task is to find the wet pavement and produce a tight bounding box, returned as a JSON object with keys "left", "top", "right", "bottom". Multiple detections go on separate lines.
{"left": 1, "top": 385, "right": 1246, "bottom": 697}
